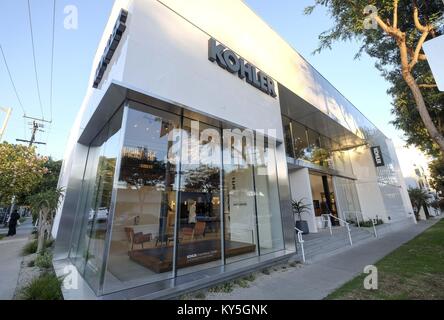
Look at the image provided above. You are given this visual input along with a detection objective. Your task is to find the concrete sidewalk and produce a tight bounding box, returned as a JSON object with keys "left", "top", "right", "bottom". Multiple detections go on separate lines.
{"left": 0, "top": 219, "right": 34, "bottom": 300}
{"left": 206, "top": 218, "right": 442, "bottom": 300}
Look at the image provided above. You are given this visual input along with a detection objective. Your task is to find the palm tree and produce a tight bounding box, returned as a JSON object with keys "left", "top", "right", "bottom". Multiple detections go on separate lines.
{"left": 291, "top": 198, "right": 312, "bottom": 234}
{"left": 291, "top": 198, "right": 312, "bottom": 222}
{"left": 408, "top": 188, "right": 431, "bottom": 220}
{"left": 28, "top": 188, "right": 64, "bottom": 253}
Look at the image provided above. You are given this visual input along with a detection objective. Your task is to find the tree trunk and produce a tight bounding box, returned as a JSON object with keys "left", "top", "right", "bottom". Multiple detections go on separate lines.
{"left": 402, "top": 70, "right": 444, "bottom": 152}
{"left": 37, "top": 207, "right": 49, "bottom": 253}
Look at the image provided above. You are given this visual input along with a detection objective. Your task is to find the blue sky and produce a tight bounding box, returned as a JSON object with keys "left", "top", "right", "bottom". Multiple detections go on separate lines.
{"left": 0, "top": 0, "right": 405, "bottom": 160}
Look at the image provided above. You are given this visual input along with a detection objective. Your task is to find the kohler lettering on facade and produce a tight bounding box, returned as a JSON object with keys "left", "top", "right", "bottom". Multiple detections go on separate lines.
{"left": 208, "top": 38, "right": 277, "bottom": 98}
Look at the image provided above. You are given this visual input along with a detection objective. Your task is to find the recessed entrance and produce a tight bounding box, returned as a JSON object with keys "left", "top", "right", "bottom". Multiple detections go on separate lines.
{"left": 309, "top": 172, "right": 339, "bottom": 228}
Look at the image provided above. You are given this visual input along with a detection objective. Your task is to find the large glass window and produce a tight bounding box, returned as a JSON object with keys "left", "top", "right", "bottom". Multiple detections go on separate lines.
{"left": 282, "top": 117, "right": 295, "bottom": 159}
{"left": 176, "top": 119, "right": 222, "bottom": 276}
{"left": 254, "top": 137, "right": 284, "bottom": 255}
{"left": 72, "top": 102, "right": 286, "bottom": 295}
{"left": 282, "top": 117, "right": 335, "bottom": 169}
{"left": 291, "top": 121, "right": 308, "bottom": 159}
{"left": 104, "top": 106, "right": 180, "bottom": 293}
{"left": 334, "top": 177, "right": 361, "bottom": 223}
{"left": 69, "top": 107, "right": 123, "bottom": 294}
{"left": 223, "top": 129, "right": 259, "bottom": 263}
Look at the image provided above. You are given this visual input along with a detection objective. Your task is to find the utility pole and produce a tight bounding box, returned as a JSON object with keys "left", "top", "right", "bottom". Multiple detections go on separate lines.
{"left": 8, "top": 116, "right": 50, "bottom": 221}
{"left": 0, "top": 106, "right": 12, "bottom": 142}
{"left": 16, "top": 115, "right": 50, "bottom": 147}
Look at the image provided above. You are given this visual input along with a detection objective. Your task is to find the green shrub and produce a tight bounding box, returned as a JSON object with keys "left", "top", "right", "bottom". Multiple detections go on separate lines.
{"left": 20, "top": 273, "right": 63, "bottom": 300}
{"left": 262, "top": 268, "right": 270, "bottom": 275}
{"left": 234, "top": 278, "right": 250, "bottom": 288}
{"left": 28, "top": 260, "right": 35, "bottom": 267}
{"left": 19, "top": 217, "right": 26, "bottom": 224}
{"left": 45, "top": 239, "right": 55, "bottom": 249}
{"left": 194, "top": 291, "right": 206, "bottom": 299}
{"left": 356, "top": 219, "right": 384, "bottom": 228}
{"left": 22, "top": 238, "right": 55, "bottom": 256}
{"left": 208, "top": 282, "right": 234, "bottom": 293}
{"left": 35, "top": 251, "right": 53, "bottom": 269}
{"left": 22, "top": 240, "right": 38, "bottom": 256}
{"left": 0, "top": 234, "right": 5, "bottom": 241}
{"left": 243, "top": 274, "right": 256, "bottom": 282}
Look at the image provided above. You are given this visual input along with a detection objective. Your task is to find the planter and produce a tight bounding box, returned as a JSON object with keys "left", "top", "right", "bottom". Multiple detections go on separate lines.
{"left": 295, "top": 220, "right": 310, "bottom": 235}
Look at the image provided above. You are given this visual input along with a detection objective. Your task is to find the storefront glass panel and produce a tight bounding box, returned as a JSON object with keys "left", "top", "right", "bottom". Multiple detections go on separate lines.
{"left": 255, "top": 137, "right": 284, "bottom": 255}
{"left": 223, "top": 129, "right": 259, "bottom": 263}
{"left": 334, "top": 176, "right": 361, "bottom": 223}
{"left": 290, "top": 120, "right": 308, "bottom": 159}
{"left": 176, "top": 119, "right": 223, "bottom": 276}
{"left": 69, "top": 107, "right": 123, "bottom": 294}
{"left": 72, "top": 102, "right": 285, "bottom": 295}
{"left": 103, "top": 106, "right": 180, "bottom": 293}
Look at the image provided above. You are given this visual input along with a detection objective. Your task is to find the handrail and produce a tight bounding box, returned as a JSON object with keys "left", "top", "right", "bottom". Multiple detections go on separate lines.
{"left": 323, "top": 213, "right": 353, "bottom": 246}
{"left": 294, "top": 227, "right": 306, "bottom": 263}
{"left": 343, "top": 210, "right": 363, "bottom": 227}
{"left": 344, "top": 210, "right": 378, "bottom": 238}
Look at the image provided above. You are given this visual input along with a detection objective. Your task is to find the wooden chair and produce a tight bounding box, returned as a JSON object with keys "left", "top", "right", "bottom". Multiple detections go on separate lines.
{"left": 193, "top": 221, "right": 206, "bottom": 239}
{"left": 124, "top": 227, "right": 152, "bottom": 251}
{"left": 181, "top": 221, "right": 206, "bottom": 241}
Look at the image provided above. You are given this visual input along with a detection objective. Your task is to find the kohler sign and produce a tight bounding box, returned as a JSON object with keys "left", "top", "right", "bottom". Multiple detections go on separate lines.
{"left": 208, "top": 38, "right": 277, "bottom": 98}
{"left": 371, "top": 146, "right": 385, "bottom": 167}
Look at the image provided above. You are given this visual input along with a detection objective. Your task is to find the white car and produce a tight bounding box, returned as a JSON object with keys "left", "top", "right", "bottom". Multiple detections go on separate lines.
{"left": 88, "top": 207, "right": 109, "bottom": 222}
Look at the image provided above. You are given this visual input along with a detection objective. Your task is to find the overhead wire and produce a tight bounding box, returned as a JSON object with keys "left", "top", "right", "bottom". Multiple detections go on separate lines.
{"left": 0, "top": 44, "right": 27, "bottom": 116}
{"left": 44, "top": 0, "right": 57, "bottom": 153}
{"left": 27, "top": 0, "right": 45, "bottom": 120}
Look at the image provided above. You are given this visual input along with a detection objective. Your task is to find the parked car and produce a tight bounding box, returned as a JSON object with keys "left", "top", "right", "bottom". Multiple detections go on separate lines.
{"left": 87, "top": 207, "right": 109, "bottom": 233}
{"left": 88, "top": 207, "right": 109, "bottom": 221}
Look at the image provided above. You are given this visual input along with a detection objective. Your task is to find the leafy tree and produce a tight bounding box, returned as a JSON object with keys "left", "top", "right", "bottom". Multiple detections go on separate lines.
{"left": 0, "top": 142, "right": 47, "bottom": 206}
{"left": 33, "top": 158, "right": 62, "bottom": 193}
{"left": 429, "top": 156, "right": 444, "bottom": 193}
{"left": 305, "top": 0, "right": 444, "bottom": 155}
{"left": 15, "top": 158, "right": 62, "bottom": 206}
{"left": 389, "top": 62, "right": 444, "bottom": 157}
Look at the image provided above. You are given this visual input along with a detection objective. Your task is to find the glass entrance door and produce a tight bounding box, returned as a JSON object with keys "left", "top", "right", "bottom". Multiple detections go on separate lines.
{"left": 309, "top": 173, "right": 339, "bottom": 226}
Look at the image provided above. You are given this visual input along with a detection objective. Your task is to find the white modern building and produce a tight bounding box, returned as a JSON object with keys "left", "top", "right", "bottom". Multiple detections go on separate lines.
{"left": 52, "top": 0, "right": 415, "bottom": 299}
{"left": 396, "top": 145, "right": 441, "bottom": 219}
{"left": 396, "top": 145, "right": 433, "bottom": 191}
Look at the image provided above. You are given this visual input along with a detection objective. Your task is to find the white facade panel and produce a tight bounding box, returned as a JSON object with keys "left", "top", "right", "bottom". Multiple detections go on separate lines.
{"left": 121, "top": 0, "right": 282, "bottom": 139}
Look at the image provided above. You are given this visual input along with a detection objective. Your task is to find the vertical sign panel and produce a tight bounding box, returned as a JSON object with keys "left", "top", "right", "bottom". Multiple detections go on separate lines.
{"left": 371, "top": 146, "right": 385, "bottom": 167}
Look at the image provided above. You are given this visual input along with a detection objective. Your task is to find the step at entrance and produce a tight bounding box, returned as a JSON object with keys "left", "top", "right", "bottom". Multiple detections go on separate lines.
{"left": 295, "top": 226, "right": 375, "bottom": 262}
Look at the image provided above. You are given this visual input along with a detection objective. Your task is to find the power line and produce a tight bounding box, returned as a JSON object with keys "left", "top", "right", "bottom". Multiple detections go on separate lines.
{"left": 23, "top": 118, "right": 27, "bottom": 138}
{"left": 27, "top": 0, "right": 45, "bottom": 120}
{"left": 0, "top": 44, "right": 27, "bottom": 116}
{"left": 49, "top": 0, "right": 56, "bottom": 123}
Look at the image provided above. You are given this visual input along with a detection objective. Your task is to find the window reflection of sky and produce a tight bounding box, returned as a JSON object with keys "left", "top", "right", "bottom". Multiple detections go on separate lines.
{"left": 124, "top": 112, "right": 171, "bottom": 162}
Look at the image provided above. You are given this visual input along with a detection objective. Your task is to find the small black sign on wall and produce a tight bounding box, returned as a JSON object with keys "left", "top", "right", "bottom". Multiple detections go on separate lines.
{"left": 371, "top": 146, "right": 385, "bottom": 167}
